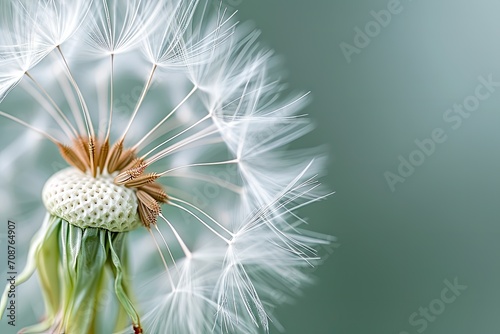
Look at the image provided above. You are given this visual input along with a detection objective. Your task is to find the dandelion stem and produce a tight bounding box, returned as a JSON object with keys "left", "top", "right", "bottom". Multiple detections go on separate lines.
{"left": 105, "top": 54, "right": 115, "bottom": 141}
{"left": 56, "top": 46, "right": 95, "bottom": 138}
{"left": 132, "top": 85, "right": 198, "bottom": 151}
{"left": 158, "top": 159, "right": 238, "bottom": 176}
{"left": 165, "top": 171, "right": 243, "bottom": 194}
{"left": 121, "top": 64, "right": 157, "bottom": 141}
{"left": 0, "top": 111, "right": 60, "bottom": 144}
{"left": 170, "top": 201, "right": 231, "bottom": 243}
{"left": 159, "top": 213, "right": 192, "bottom": 258}
{"left": 24, "top": 72, "right": 79, "bottom": 139}
{"left": 153, "top": 224, "right": 178, "bottom": 271}
{"left": 143, "top": 117, "right": 215, "bottom": 163}
{"left": 147, "top": 228, "right": 175, "bottom": 289}
{"left": 169, "top": 196, "right": 233, "bottom": 239}
{"left": 52, "top": 54, "right": 87, "bottom": 135}
{"left": 144, "top": 111, "right": 210, "bottom": 158}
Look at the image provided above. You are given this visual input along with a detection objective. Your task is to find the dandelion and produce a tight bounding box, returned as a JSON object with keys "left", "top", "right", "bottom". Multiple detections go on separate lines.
{"left": 0, "top": 0, "right": 332, "bottom": 333}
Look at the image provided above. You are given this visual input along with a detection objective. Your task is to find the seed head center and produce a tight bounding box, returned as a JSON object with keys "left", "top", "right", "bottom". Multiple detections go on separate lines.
{"left": 42, "top": 168, "right": 142, "bottom": 232}
{"left": 52, "top": 137, "right": 169, "bottom": 229}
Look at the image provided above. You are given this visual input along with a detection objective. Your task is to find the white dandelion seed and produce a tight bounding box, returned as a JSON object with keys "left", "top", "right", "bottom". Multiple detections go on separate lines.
{"left": 0, "top": 1, "right": 332, "bottom": 333}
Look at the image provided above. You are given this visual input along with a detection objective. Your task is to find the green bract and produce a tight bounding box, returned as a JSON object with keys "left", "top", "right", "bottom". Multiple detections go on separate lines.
{"left": 1, "top": 215, "right": 141, "bottom": 333}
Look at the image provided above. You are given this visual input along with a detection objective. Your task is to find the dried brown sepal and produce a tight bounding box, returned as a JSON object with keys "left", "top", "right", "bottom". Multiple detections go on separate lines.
{"left": 97, "top": 138, "right": 109, "bottom": 173}
{"left": 124, "top": 173, "right": 160, "bottom": 187}
{"left": 89, "top": 136, "right": 97, "bottom": 177}
{"left": 115, "top": 148, "right": 136, "bottom": 171}
{"left": 74, "top": 137, "right": 91, "bottom": 166}
{"left": 57, "top": 143, "right": 87, "bottom": 172}
{"left": 114, "top": 162, "right": 147, "bottom": 184}
{"left": 138, "top": 201, "right": 160, "bottom": 227}
{"left": 107, "top": 139, "right": 124, "bottom": 173}
{"left": 121, "top": 157, "right": 145, "bottom": 172}
{"left": 139, "top": 183, "right": 169, "bottom": 203}
{"left": 133, "top": 325, "right": 143, "bottom": 334}
{"left": 136, "top": 190, "right": 160, "bottom": 210}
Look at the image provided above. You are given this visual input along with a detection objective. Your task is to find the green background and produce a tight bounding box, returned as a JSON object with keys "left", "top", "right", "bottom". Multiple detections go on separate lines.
{"left": 238, "top": 0, "right": 500, "bottom": 333}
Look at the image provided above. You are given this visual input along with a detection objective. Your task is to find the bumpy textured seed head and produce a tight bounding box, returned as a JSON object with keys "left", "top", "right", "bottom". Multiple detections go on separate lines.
{"left": 42, "top": 168, "right": 141, "bottom": 232}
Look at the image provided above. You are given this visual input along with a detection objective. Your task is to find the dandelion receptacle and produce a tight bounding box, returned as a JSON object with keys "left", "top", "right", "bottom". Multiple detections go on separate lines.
{"left": 0, "top": 1, "right": 332, "bottom": 333}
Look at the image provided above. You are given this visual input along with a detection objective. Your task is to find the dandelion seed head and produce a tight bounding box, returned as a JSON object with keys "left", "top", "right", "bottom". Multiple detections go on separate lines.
{"left": 0, "top": 0, "right": 332, "bottom": 333}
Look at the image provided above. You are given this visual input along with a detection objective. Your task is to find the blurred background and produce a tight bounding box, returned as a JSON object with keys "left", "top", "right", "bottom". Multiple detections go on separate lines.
{"left": 238, "top": 0, "right": 500, "bottom": 333}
